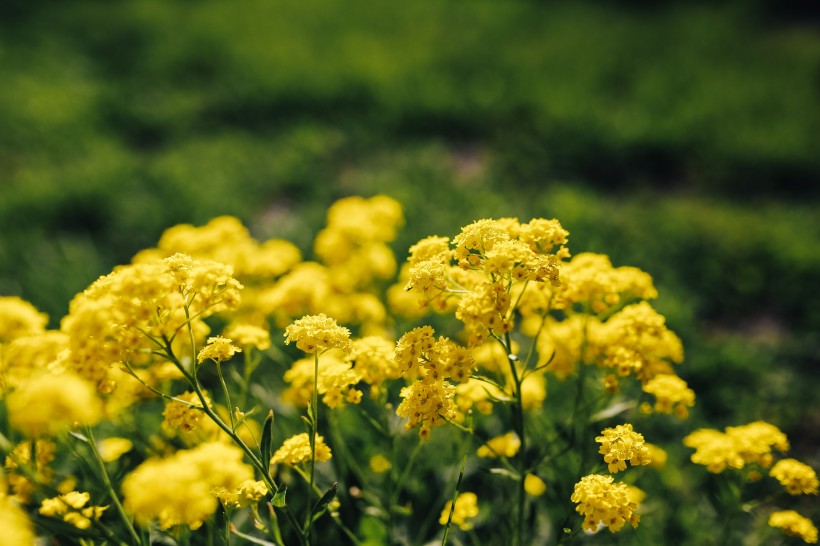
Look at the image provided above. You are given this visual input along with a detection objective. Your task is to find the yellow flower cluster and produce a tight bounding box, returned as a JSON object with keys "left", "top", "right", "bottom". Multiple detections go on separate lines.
{"left": 595, "top": 424, "right": 651, "bottom": 473}
{"left": 62, "top": 254, "right": 242, "bottom": 387}
{"left": 556, "top": 253, "right": 657, "bottom": 314}
{"left": 5, "top": 372, "right": 102, "bottom": 437}
{"left": 524, "top": 474, "right": 547, "bottom": 496}
{"left": 394, "top": 326, "right": 474, "bottom": 382}
{"left": 439, "top": 491, "right": 479, "bottom": 531}
{"left": 769, "top": 510, "right": 818, "bottom": 544}
{"left": 477, "top": 432, "right": 521, "bottom": 458}
{"left": 0, "top": 330, "right": 68, "bottom": 392}
{"left": 39, "top": 491, "right": 107, "bottom": 530}
{"left": 223, "top": 323, "right": 271, "bottom": 350}
{"left": 162, "top": 391, "right": 209, "bottom": 433}
{"left": 197, "top": 336, "right": 241, "bottom": 363}
{"left": 122, "top": 442, "right": 253, "bottom": 530}
{"left": 770, "top": 459, "right": 819, "bottom": 495}
{"left": 284, "top": 314, "right": 352, "bottom": 354}
{"left": 0, "top": 296, "right": 48, "bottom": 343}
{"left": 641, "top": 374, "right": 696, "bottom": 418}
{"left": 349, "top": 336, "right": 401, "bottom": 398}
{"left": 270, "top": 433, "right": 332, "bottom": 466}
{"left": 4, "top": 440, "right": 55, "bottom": 503}
{"left": 571, "top": 474, "right": 641, "bottom": 533}
{"left": 283, "top": 351, "right": 363, "bottom": 408}
{"left": 396, "top": 379, "right": 457, "bottom": 440}
{"left": 213, "top": 479, "right": 269, "bottom": 509}
{"left": 683, "top": 421, "right": 790, "bottom": 473}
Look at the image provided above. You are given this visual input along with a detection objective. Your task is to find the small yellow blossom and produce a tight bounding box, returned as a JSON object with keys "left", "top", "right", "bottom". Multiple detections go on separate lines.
{"left": 162, "top": 391, "right": 209, "bottom": 433}
{"left": 197, "top": 336, "right": 241, "bottom": 363}
{"left": 644, "top": 443, "right": 668, "bottom": 469}
{"left": 369, "top": 454, "right": 392, "bottom": 474}
{"left": 571, "top": 474, "right": 640, "bottom": 533}
{"left": 524, "top": 474, "right": 547, "bottom": 496}
{"left": 39, "top": 491, "right": 107, "bottom": 530}
{"left": 477, "top": 432, "right": 521, "bottom": 459}
{"left": 595, "top": 423, "right": 651, "bottom": 473}
{"left": 0, "top": 494, "right": 36, "bottom": 546}
{"left": 396, "top": 379, "right": 457, "bottom": 439}
{"left": 770, "top": 459, "right": 819, "bottom": 495}
{"left": 439, "top": 492, "right": 479, "bottom": 531}
{"left": 769, "top": 510, "right": 818, "bottom": 544}
{"left": 284, "top": 314, "right": 352, "bottom": 354}
{"left": 214, "top": 479, "right": 269, "bottom": 508}
{"left": 223, "top": 323, "right": 271, "bottom": 350}
{"left": 0, "top": 296, "right": 48, "bottom": 343}
{"left": 642, "top": 374, "right": 695, "bottom": 418}
{"left": 270, "top": 433, "right": 332, "bottom": 466}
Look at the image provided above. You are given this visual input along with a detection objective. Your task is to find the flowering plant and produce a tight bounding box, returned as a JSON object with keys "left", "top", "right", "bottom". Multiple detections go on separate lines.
{"left": 0, "top": 196, "right": 815, "bottom": 545}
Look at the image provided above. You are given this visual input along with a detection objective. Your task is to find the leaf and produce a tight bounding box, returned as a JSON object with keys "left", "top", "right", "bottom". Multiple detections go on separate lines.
{"left": 68, "top": 431, "right": 90, "bottom": 444}
{"left": 489, "top": 467, "right": 520, "bottom": 481}
{"left": 590, "top": 400, "right": 636, "bottom": 422}
{"left": 272, "top": 486, "right": 287, "bottom": 508}
{"left": 261, "top": 410, "right": 274, "bottom": 474}
{"left": 311, "top": 482, "right": 338, "bottom": 518}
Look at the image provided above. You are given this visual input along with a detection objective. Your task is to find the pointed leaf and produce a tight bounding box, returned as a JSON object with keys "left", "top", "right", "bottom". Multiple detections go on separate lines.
{"left": 261, "top": 410, "right": 274, "bottom": 474}
{"left": 311, "top": 482, "right": 338, "bottom": 517}
{"left": 272, "top": 486, "right": 287, "bottom": 508}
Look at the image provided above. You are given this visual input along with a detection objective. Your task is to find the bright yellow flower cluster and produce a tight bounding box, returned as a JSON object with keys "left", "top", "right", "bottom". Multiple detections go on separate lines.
{"left": 213, "top": 479, "right": 269, "bottom": 509}
{"left": 770, "top": 459, "right": 819, "bottom": 495}
{"left": 595, "top": 424, "right": 651, "bottom": 473}
{"left": 5, "top": 372, "right": 102, "bottom": 437}
{"left": 39, "top": 491, "right": 107, "bottom": 529}
{"left": 396, "top": 379, "right": 457, "bottom": 440}
{"left": 270, "top": 433, "right": 332, "bottom": 466}
{"left": 641, "top": 374, "right": 696, "bottom": 418}
{"left": 556, "top": 253, "right": 657, "bottom": 314}
{"left": 571, "top": 474, "right": 641, "bottom": 533}
{"left": 439, "top": 491, "right": 479, "bottom": 531}
{"left": 0, "top": 330, "right": 68, "bottom": 392}
{"left": 4, "top": 440, "right": 55, "bottom": 503}
{"left": 62, "top": 254, "right": 241, "bottom": 387}
{"left": 477, "top": 432, "right": 521, "bottom": 458}
{"left": 0, "top": 492, "right": 35, "bottom": 546}
{"left": 0, "top": 296, "right": 48, "bottom": 343}
{"left": 283, "top": 351, "right": 362, "bottom": 409}
{"left": 769, "top": 510, "right": 818, "bottom": 544}
{"left": 122, "top": 442, "right": 253, "bottom": 530}
{"left": 349, "top": 336, "right": 400, "bottom": 398}
{"left": 223, "top": 323, "right": 270, "bottom": 350}
{"left": 284, "top": 314, "right": 352, "bottom": 354}
{"left": 197, "top": 336, "right": 241, "bottom": 363}
{"left": 683, "top": 420, "right": 790, "bottom": 473}
{"left": 394, "top": 326, "right": 474, "bottom": 382}
{"left": 162, "top": 391, "right": 209, "bottom": 433}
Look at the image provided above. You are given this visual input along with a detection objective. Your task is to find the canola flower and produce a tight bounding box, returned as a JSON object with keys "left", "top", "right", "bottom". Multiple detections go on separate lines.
{"left": 39, "top": 490, "right": 108, "bottom": 530}
{"left": 284, "top": 314, "right": 352, "bottom": 354}
{"left": 270, "top": 433, "right": 332, "bottom": 466}
{"left": 595, "top": 423, "right": 651, "bottom": 473}
{"left": 0, "top": 493, "right": 35, "bottom": 546}
{"left": 524, "top": 474, "right": 547, "bottom": 496}
{"left": 477, "top": 432, "right": 521, "bottom": 459}
{"left": 770, "top": 459, "right": 819, "bottom": 495}
{"left": 197, "top": 336, "right": 241, "bottom": 364}
{"left": 684, "top": 420, "right": 790, "bottom": 473}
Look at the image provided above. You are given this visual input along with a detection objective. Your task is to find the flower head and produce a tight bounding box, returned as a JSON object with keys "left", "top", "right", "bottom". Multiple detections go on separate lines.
{"left": 284, "top": 314, "right": 352, "bottom": 354}
{"left": 197, "top": 336, "right": 241, "bottom": 364}
{"left": 270, "top": 433, "right": 332, "bottom": 466}
{"left": 770, "top": 459, "right": 819, "bottom": 495}
{"left": 571, "top": 474, "right": 641, "bottom": 533}
{"left": 769, "top": 510, "right": 818, "bottom": 544}
{"left": 439, "top": 492, "right": 479, "bottom": 531}
{"left": 595, "top": 423, "right": 651, "bottom": 473}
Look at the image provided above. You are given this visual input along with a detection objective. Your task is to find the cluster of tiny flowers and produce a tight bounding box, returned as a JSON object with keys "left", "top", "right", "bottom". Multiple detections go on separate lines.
{"left": 5, "top": 372, "right": 102, "bottom": 437}
{"left": 4, "top": 440, "right": 55, "bottom": 504}
{"left": 122, "top": 442, "right": 253, "bottom": 530}
{"left": 223, "top": 323, "right": 271, "bottom": 350}
{"left": 439, "top": 492, "right": 480, "bottom": 531}
{"left": 213, "top": 479, "right": 269, "bottom": 509}
{"left": 270, "top": 433, "right": 332, "bottom": 466}
{"left": 555, "top": 253, "right": 657, "bottom": 314}
{"left": 769, "top": 510, "right": 818, "bottom": 544}
{"left": 394, "top": 326, "right": 474, "bottom": 382}
{"left": 396, "top": 380, "right": 458, "bottom": 440}
{"left": 283, "top": 352, "right": 363, "bottom": 409}
{"left": 596, "top": 424, "right": 652, "bottom": 473}
{"left": 161, "top": 391, "right": 209, "bottom": 433}
{"left": 477, "top": 432, "right": 521, "bottom": 458}
{"left": 0, "top": 330, "right": 68, "bottom": 392}
{"left": 0, "top": 296, "right": 48, "bottom": 343}
{"left": 284, "top": 314, "right": 352, "bottom": 354}
{"left": 197, "top": 336, "right": 241, "bottom": 364}
{"left": 641, "top": 374, "right": 696, "bottom": 418}
{"left": 349, "top": 336, "right": 401, "bottom": 398}
{"left": 769, "top": 459, "right": 819, "bottom": 495}
{"left": 39, "top": 491, "right": 107, "bottom": 530}
{"left": 684, "top": 421, "right": 790, "bottom": 473}
{"left": 0, "top": 493, "right": 35, "bottom": 546}
{"left": 571, "top": 474, "right": 640, "bottom": 533}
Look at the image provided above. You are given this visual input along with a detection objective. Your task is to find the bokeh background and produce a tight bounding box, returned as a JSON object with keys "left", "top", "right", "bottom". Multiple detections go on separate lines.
{"left": 1, "top": 0, "right": 818, "bottom": 537}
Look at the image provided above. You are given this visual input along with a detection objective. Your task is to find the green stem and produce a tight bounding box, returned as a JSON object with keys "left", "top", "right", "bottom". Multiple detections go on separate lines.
{"left": 504, "top": 331, "right": 527, "bottom": 546}
{"left": 441, "top": 450, "right": 469, "bottom": 546}
{"left": 216, "top": 361, "right": 236, "bottom": 430}
{"left": 304, "top": 351, "right": 321, "bottom": 542}
{"left": 85, "top": 426, "right": 143, "bottom": 546}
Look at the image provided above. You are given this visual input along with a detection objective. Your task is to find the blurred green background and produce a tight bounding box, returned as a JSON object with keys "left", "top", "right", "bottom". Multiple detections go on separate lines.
{"left": 0, "top": 0, "right": 818, "bottom": 539}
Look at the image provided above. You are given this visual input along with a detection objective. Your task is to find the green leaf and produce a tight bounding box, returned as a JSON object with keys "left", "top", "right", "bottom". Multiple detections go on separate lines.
{"left": 261, "top": 410, "right": 274, "bottom": 474}
{"left": 68, "top": 431, "right": 90, "bottom": 444}
{"left": 311, "top": 482, "right": 338, "bottom": 518}
{"left": 272, "top": 486, "right": 287, "bottom": 508}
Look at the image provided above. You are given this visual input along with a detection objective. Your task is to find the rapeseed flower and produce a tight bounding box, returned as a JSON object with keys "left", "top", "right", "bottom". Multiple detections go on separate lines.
{"left": 270, "top": 433, "right": 332, "bottom": 466}
{"left": 571, "top": 474, "right": 640, "bottom": 533}
{"left": 770, "top": 459, "right": 819, "bottom": 495}
{"left": 197, "top": 336, "right": 241, "bottom": 364}
{"left": 439, "top": 492, "right": 479, "bottom": 531}
{"left": 596, "top": 424, "right": 651, "bottom": 473}
{"left": 284, "top": 314, "right": 351, "bottom": 354}
{"left": 477, "top": 432, "right": 521, "bottom": 458}
{"left": 769, "top": 510, "right": 818, "bottom": 543}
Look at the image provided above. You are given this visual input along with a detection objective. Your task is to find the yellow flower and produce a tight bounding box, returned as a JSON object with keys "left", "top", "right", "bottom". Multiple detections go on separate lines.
{"left": 98, "top": 438, "right": 133, "bottom": 463}
{"left": 0, "top": 494, "right": 35, "bottom": 546}
{"left": 684, "top": 428, "right": 745, "bottom": 473}
{"left": 571, "top": 474, "right": 640, "bottom": 533}
{"left": 524, "top": 474, "right": 547, "bottom": 497}
{"left": 284, "top": 314, "right": 352, "bottom": 354}
{"left": 439, "top": 492, "right": 479, "bottom": 531}
{"left": 162, "top": 391, "right": 209, "bottom": 433}
{"left": 369, "top": 454, "right": 392, "bottom": 474}
{"left": 6, "top": 372, "right": 102, "bottom": 437}
{"left": 197, "top": 336, "right": 241, "bottom": 364}
{"left": 642, "top": 374, "right": 695, "bottom": 418}
{"left": 595, "top": 423, "right": 651, "bottom": 473}
{"left": 644, "top": 443, "right": 668, "bottom": 469}
{"left": 396, "top": 379, "right": 457, "bottom": 439}
{"left": 39, "top": 491, "right": 107, "bottom": 530}
{"left": 0, "top": 296, "right": 48, "bottom": 343}
{"left": 770, "top": 459, "right": 819, "bottom": 495}
{"left": 223, "top": 323, "right": 271, "bottom": 351}
{"left": 214, "top": 479, "right": 269, "bottom": 508}
{"left": 283, "top": 351, "right": 363, "bottom": 409}
{"left": 769, "top": 510, "right": 818, "bottom": 544}
{"left": 270, "top": 433, "right": 332, "bottom": 466}
{"left": 477, "top": 432, "right": 521, "bottom": 459}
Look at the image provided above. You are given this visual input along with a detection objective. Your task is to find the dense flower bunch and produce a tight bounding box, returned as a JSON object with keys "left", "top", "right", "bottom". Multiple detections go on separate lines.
{"left": 0, "top": 195, "right": 815, "bottom": 546}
